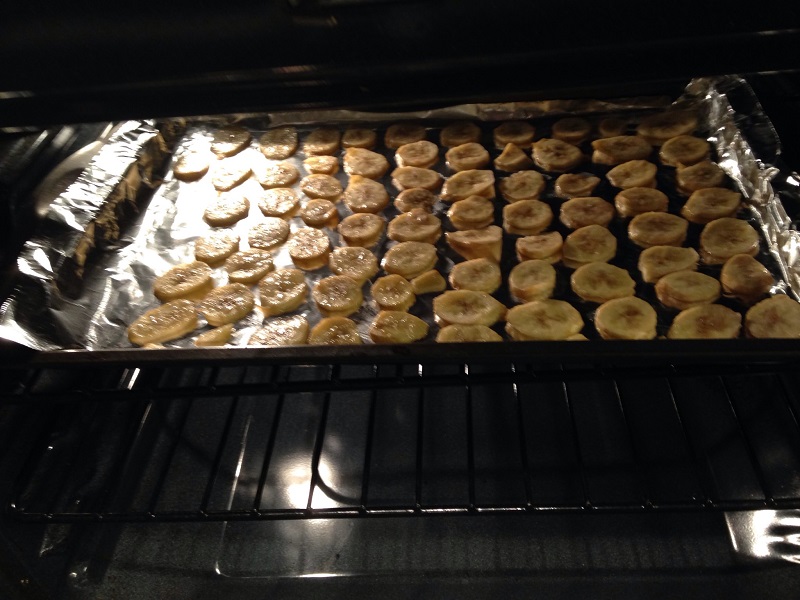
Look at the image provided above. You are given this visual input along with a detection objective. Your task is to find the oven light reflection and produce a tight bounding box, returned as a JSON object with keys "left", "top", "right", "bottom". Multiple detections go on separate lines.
{"left": 726, "top": 510, "right": 800, "bottom": 562}
{"left": 285, "top": 460, "right": 335, "bottom": 508}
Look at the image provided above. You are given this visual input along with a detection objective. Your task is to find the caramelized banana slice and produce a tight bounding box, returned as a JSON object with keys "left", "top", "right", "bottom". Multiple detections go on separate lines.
{"left": 388, "top": 209, "right": 442, "bottom": 244}
{"left": 745, "top": 295, "right": 800, "bottom": 338}
{"left": 508, "top": 260, "right": 557, "bottom": 302}
{"left": 667, "top": 305, "right": 741, "bottom": 339}
{"left": 655, "top": 271, "right": 721, "bottom": 310}
{"left": 211, "top": 125, "right": 251, "bottom": 157}
{"left": 224, "top": 249, "right": 275, "bottom": 284}
{"left": 680, "top": 187, "right": 741, "bottom": 224}
{"left": 211, "top": 155, "right": 252, "bottom": 191}
{"left": 254, "top": 161, "right": 299, "bottom": 189}
{"left": 446, "top": 226, "right": 503, "bottom": 262}
{"left": 391, "top": 166, "right": 443, "bottom": 192}
{"left": 128, "top": 299, "right": 198, "bottom": 346}
{"left": 300, "top": 174, "right": 343, "bottom": 201}
{"left": 411, "top": 270, "right": 447, "bottom": 295}
{"left": 554, "top": 173, "right": 601, "bottom": 199}
{"left": 433, "top": 290, "right": 506, "bottom": 326}
{"left": 449, "top": 258, "right": 502, "bottom": 294}
{"left": 194, "top": 323, "right": 234, "bottom": 347}
{"left": 248, "top": 218, "right": 290, "bottom": 250}
{"left": 371, "top": 274, "right": 416, "bottom": 311}
{"left": 303, "top": 128, "right": 341, "bottom": 156}
{"left": 637, "top": 110, "right": 698, "bottom": 146}
{"left": 598, "top": 117, "right": 628, "bottom": 138}
{"left": 493, "top": 121, "right": 535, "bottom": 148}
{"left": 382, "top": 241, "right": 438, "bottom": 279}
{"left": 559, "top": 197, "right": 615, "bottom": 229}
{"left": 446, "top": 143, "right": 490, "bottom": 171}
{"left": 338, "top": 213, "right": 386, "bottom": 248}
{"left": 258, "top": 268, "right": 308, "bottom": 316}
{"left": 154, "top": 261, "right": 214, "bottom": 302}
{"left": 343, "top": 147, "right": 390, "bottom": 179}
{"left": 441, "top": 169, "right": 495, "bottom": 202}
{"left": 313, "top": 275, "right": 363, "bottom": 317}
{"left": 301, "top": 199, "right": 339, "bottom": 229}
{"left": 259, "top": 126, "right": 298, "bottom": 160}
{"left": 628, "top": 212, "right": 688, "bottom": 248}
{"left": 721, "top": 254, "right": 773, "bottom": 304}
{"left": 505, "top": 300, "right": 583, "bottom": 340}
{"left": 204, "top": 194, "right": 250, "bottom": 226}
{"left": 194, "top": 230, "right": 240, "bottom": 266}
{"left": 174, "top": 151, "right": 211, "bottom": 181}
{"left": 309, "top": 317, "right": 362, "bottom": 345}
{"left": 638, "top": 246, "right": 699, "bottom": 283}
{"left": 591, "top": 135, "right": 651, "bottom": 165}
{"left": 197, "top": 283, "right": 256, "bottom": 326}
{"left": 287, "top": 227, "right": 332, "bottom": 270}
{"left": 256, "top": 188, "right": 300, "bottom": 218}
{"left": 562, "top": 225, "right": 617, "bottom": 269}
{"left": 303, "top": 155, "right": 339, "bottom": 175}
{"left": 328, "top": 246, "right": 379, "bottom": 283}
{"left": 659, "top": 135, "right": 710, "bottom": 167}
{"left": 436, "top": 324, "right": 503, "bottom": 343}
{"left": 552, "top": 117, "right": 591, "bottom": 145}
{"left": 532, "top": 138, "right": 583, "bottom": 172}
{"left": 385, "top": 123, "right": 427, "bottom": 149}
{"left": 676, "top": 160, "right": 726, "bottom": 195}
{"left": 499, "top": 170, "right": 546, "bottom": 202}
{"left": 447, "top": 195, "right": 495, "bottom": 230}
{"left": 441, "top": 121, "right": 482, "bottom": 147}
{"left": 503, "top": 199, "right": 553, "bottom": 236}
{"left": 343, "top": 176, "right": 390, "bottom": 213}
{"left": 396, "top": 140, "right": 439, "bottom": 169}
{"left": 594, "top": 297, "right": 657, "bottom": 340}
{"left": 699, "top": 217, "right": 759, "bottom": 264}
{"left": 614, "top": 187, "right": 669, "bottom": 217}
{"left": 370, "top": 311, "right": 429, "bottom": 343}
{"left": 342, "top": 127, "right": 377, "bottom": 149}
{"left": 249, "top": 315, "right": 309, "bottom": 346}
{"left": 395, "top": 188, "right": 437, "bottom": 213}
{"left": 606, "top": 160, "right": 657, "bottom": 189}
{"left": 494, "top": 143, "right": 534, "bottom": 172}
{"left": 516, "top": 232, "right": 563, "bottom": 263}
{"left": 570, "top": 262, "right": 635, "bottom": 303}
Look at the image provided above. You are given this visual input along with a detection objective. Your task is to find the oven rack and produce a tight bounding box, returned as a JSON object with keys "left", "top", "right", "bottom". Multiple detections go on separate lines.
{"left": 4, "top": 361, "right": 800, "bottom": 523}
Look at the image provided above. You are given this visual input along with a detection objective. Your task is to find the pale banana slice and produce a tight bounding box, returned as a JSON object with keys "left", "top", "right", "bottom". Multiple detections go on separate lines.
{"left": 395, "top": 188, "right": 437, "bottom": 213}
{"left": 370, "top": 311, "right": 429, "bottom": 344}
{"left": 562, "top": 224, "right": 617, "bottom": 269}
{"left": 614, "top": 187, "right": 669, "bottom": 217}
{"left": 559, "top": 197, "right": 615, "bottom": 229}
{"left": 174, "top": 151, "right": 211, "bottom": 181}
{"left": 385, "top": 123, "right": 427, "bottom": 149}
{"left": 433, "top": 290, "right": 506, "bottom": 326}
{"left": 570, "top": 262, "right": 635, "bottom": 303}
{"left": 447, "top": 195, "right": 495, "bottom": 230}
{"left": 256, "top": 188, "right": 300, "bottom": 218}
{"left": 594, "top": 297, "right": 657, "bottom": 340}
{"left": 532, "top": 138, "right": 583, "bottom": 172}
{"left": 329, "top": 246, "right": 379, "bottom": 283}
{"left": 313, "top": 275, "right": 364, "bottom": 317}
{"left": 552, "top": 117, "right": 591, "bottom": 145}
{"left": 197, "top": 283, "right": 256, "bottom": 326}
{"left": 396, "top": 140, "right": 439, "bottom": 169}
{"left": 637, "top": 110, "right": 698, "bottom": 146}
{"left": 309, "top": 317, "right": 362, "bottom": 345}
{"left": 628, "top": 212, "right": 688, "bottom": 248}
{"left": 391, "top": 166, "right": 443, "bottom": 192}
{"left": 667, "top": 305, "right": 741, "bottom": 339}
{"left": 494, "top": 143, "right": 534, "bottom": 172}
{"left": 441, "top": 169, "right": 495, "bottom": 202}
{"left": 303, "top": 128, "right": 341, "bottom": 156}
{"left": 446, "top": 226, "right": 503, "bottom": 262}
{"left": 449, "top": 258, "right": 502, "bottom": 294}
{"left": 255, "top": 161, "right": 299, "bottom": 189}
{"left": 248, "top": 218, "right": 291, "bottom": 251}
{"left": 598, "top": 117, "right": 627, "bottom": 138}
{"left": 745, "top": 295, "right": 800, "bottom": 338}
{"left": 259, "top": 127, "right": 298, "bottom": 160}
{"left": 211, "top": 125, "right": 251, "bottom": 157}
{"left": 638, "top": 246, "right": 699, "bottom": 283}
{"left": 303, "top": 155, "right": 339, "bottom": 175}
{"left": 493, "top": 121, "right": 535, "bottom": 148}
{"left": 342, "top": 127, "right": 377, "bottom": 149}
{"left": 388, "top": 209, "right": 442, "bottom": 244}
{"left": 204, "top": 194, "right": 250, "bottom": 227}
{"left": 499, "top": 170, "right": 546, "bottom": 202}
{"left": 699, "top": 217, "right": 759, "bottom": 265}
{"left": 258, "top": 268, "right": 308, "bottom": 316}
{"left": 655, "top": 271, "right": 721, "bottom": 310}
{"left": 249, "top": 315, "right": 309, "bottom": 346}
{"left": 211, "top": 155, "right": 252, "bottom": 191}
{"left": 676, "top": 160, "right": 726, "bottom": 194}
{"left": 128, "top": 299, "right": 198, "bottom": 346}
{"left": 505, "top": 300, "right": 583, "bottom": 340}
{"left": 591, "top": 136, "right": 651, "bottom": 166}
{"left": 300, "top": 174, "right": 343, "bottom": 201}
{"left": 659, "top": 135, "right": 710, "bottom": 167}
{"left": 446, "top": 143, "right": 490, "bottom": 171}
{"left": 721, "top": 254, "right": 773, "bottom": 304}
{"left": 411, "top": 270, "right": 447, "bottom": 295}
{"left": 436, "top": 324, "right": 503, "bottom": 343}
{"left": 194, "top": 230, "right": 240, "bottom": 266}
{"left": 338, "top": 213, "right": 387, "bottom": 247}
{"left": 382, "top": 241, "right": 438, "bottom": 279}
{"left": 508, "top": 260, "right": 557, "bottom": 302}
{"left": 681, "top": 187, "right": 741, "bottom": 224}
{"left": 606, "top": 160, "right": 657, "bottom": 189}
{"left": 301, "top": 199, "right": 339, "bottom": 228}
{"left": 154, "top": 261, "right": 214, "bottom": 302}
{"left": 371, "top": 274, "right": 416, "bottom": 311}
{"left": 502, "top": 199, "right": 553, "bottom": 236}
{"left": 194, "top": 323, "right": 234, "bottom": 347}
{"left": 554, "top": 173, "right": 601, "bottom": 199}
{"left": 343, "top": 175, "right": 390, "bottom": 213}
{"left": 343, "top": 147, "right": 390, "bottom": 179}
{"left": 441, "top": 121, "right": 481, "bottom": 147}
{"left": 516, "top": 232, "right": 563, "bottom": 263}
{"left": 224, "top": 249, "right": 275, "bottom": 284}
{"left": 287, "top": 227, "right": 332, "bottom": 270}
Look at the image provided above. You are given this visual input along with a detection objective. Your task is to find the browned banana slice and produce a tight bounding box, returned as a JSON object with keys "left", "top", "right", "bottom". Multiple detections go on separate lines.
{"left": 197, "top": 283, "right": 256, "bottom": 326}
{"left": 505, "top": 300, "right": 583, "bottom": 340}
{"left": 441, "top": 121, "right": 481, "bottom": 147}
{"left": 388, "top": 208, "right": 442, "bottom": 244}
{"left": 667, "top": 305, "right": 742, "bottom": 339}
{"left": 211, "top": 155, "right": 252, "bottom": 191}
{"left": 343, "top": 176, "right": 390, "bottom": 213}
{"left": 628, "top": 212, "right": 688, "bottom": 248}
{"left": 449, "top": 258, "right": 502, "bottom": 294}
{"left": 502, "top": 199, "right": 553, "bottom": 236}
{"left": 194, "top": 230, "right": 240, "bottom": 266}
{"left": 562, "top": 225, "right": 617, "bottom": 269}
{"left": 287, "top": 227, "right": 332, "bottom": 270}
{"left": 434, "top": 290, "right": 506, "bottom": 327}
{"left": 395, "top": 188, "right": 437, "bottom": 213}
{"left": 552, "top": 117, "right": 592, "bottom": 145}
{"left": 494, "top": 143, "right": 534, "bottom": 172}
{"left": 301, "top": 199, "right": 339, "bottom": 228}
{"left": 606, "top": 160, "right": 657, "bottom": 189}
{"left": 591, "top": 136, "right": 651, "bottom": 165}
{"left": 256, "top": 188, "right": 300, "bottom": 218}
{"left": 259, "top": 127, "right": 298, "bottom": 160}
{"left": 385, "top": 123, "right": 427, "bottom": 149}
{"left": 614, "top": 187, "right": 669, "bottom": 217}
{"left": 224, "top": 249, "right": 274, "bottom": 284}
{"left": 441, "top": 169, "right": 496, "bottom": 202}
{"left": 446, "top": 226, "right": 503, "bottom": 262}
{"left": 313, "top": 275, "right": 363, "bottom": 317}
{"left": 638, "top": 246, "right": 699, "bottom": 283}
{"left": 308, "top": 317, "right": 362, "bottom": 345}
{"left": 532, "top": 138, "right": 583, "bottom": 172}
{"left": 391, "top": 166, "right": 443, "bottom": 192}
{"left": 598, "top": 117, "right": 627, "bottom": 138}
{"left": 371, "top": 274, "right": 416, "bottom": 311}
{"left": 258, "top": 268, "right": 308, "bottom": 316}
{"left": 370, "top": 311, "right": 429, "bottom": 343}
{"left": 659, "top": 135, "right": 710, "bottom": 167}
{"left": 655, "top": 271, "right": 721, "bottom": 310}
{"left": 676, "top": 160, "right": 726, "bottom": 195}
{"left": 343, "top": 147, "right": 390, "bottom": 179}
{"left": 303, "top": 128, "right": 341, "bottom": 156}
{"left": 300, "top": 174, "right": 343, "bottom": 201}
{"left": 436, "top": 324, "right": 503, "bottom": 343}
{"left": 338, "top": 213, "right": 387, "bottom": 247}
{"left": 382, "top": 241, "right": 438, "bottom": 279}
{"left": 248, "top": 218, "right": 291, "bottom": 250}
{"left": 554, "top": 173, "right": 601, "bottom": 199}
{"left": 174, "top": 151, "right": 211, "bottom": 181}
{"left": 681, "top": 187, "right": 741, "bottom": 224}
{"left": 499, "top": 170, "right": 546, "bottom": 202}
{"left": 255, "top": 161, "right": 299, "bottom": 189}
{"left": 721, "top": 254, "right": 773, "bottom": 304}
{"left": 211, "top": 125, "right": 251, "bottom": 157}
{"left": 745, "top": 295, "right": 800, "bottom": 338}
{"left": 594, "top": 297, "right": 657, "bottom": 340}
{"left": 446, "top": 143, "right": 490, "bottom": 171}
{"left": 249, "top": 315, "right": 309, "bottom": 346}
{"left": 493, "top": 121, "right": 535, "bottom": 148}
{"left": 447, "top": 195, "right": 495, "bottom": 231}
{"left": 637, "top": 110, "right": 698, "bottom": 146}
{"left": 508, "top": 260, "right": 557, "bottom": 302}
{"left": 516, "top": 232, "right": 563, "bottom": 263}
{"left": 342, "top": 127, "right": 377, "bottom": 149}
{"left": 396, "top": 140, "right": 439, "bottom": 169}
{"left": 128, "top": 299, "right": 198, "bottom": 346}
{"left": 560, "top": 197, "right": 615, "bottom": 229}
{"left": 699, "top": 217, "right": 759, "bottom": 265}
{"left": 204, "top": 194, "right": 250, "bottom": 226}
{"left": 154, "top": 261, "right": 214, "bottom": 302}
{"left": 328, "top": 246, "right": 379, "bottom": 283}
{"left": 303, "top": 155, "right": 339, "bottom": 175}
{"left": 570, "top": 262, "right": 635, "bottom": 303}
{"left": 194, "top": 323, "right": 234, "bottom": 347}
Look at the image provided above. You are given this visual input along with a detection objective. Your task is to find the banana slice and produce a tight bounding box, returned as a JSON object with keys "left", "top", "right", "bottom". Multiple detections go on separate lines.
{"left": 204, "top": 194, "right": 250, "bottom": 226}
{"left": 591, "top": 135, "right": 652, "bottom": 165}
{"left": 329, "top": 246, "right": 379, "bottom": 283}
{"left": 594, "top": 297, "right": 657, "bottom": 340}
{"left": 128, "top": 299, "right": 198, "bottom": 346}
{"left": 659, "top": 135, "right": 710, "bottom": 167}
{"left": 447, "top": 195, "right": 495, "bottom": 230}
{"left": 249, "top": 315, "right": 309, "bottom": 346}
{"left": 676, "top": 160, "right": 726, "bottom": 195}
{"left": 224, "top": 249, "right": 275, "bottom": 284}
{"left": 502, "top": 199, "right": 553, "bottom": 236}
{"left": 441, "top": 121, "right": 482, "bottom": 147}
{"left": 308, "top": 317, "right": 362, "bottom": 345}
{"left": 255, "top": 161, "right": 299, "bottom": 189}
{"left": 493, "top": 121, "right": 535, "bottom": 148}
{"left": 598, "top": 117, "right": 627, "bottom": 138}
{"left": 343, "top": 175, "right": 390, "bottom": 213}
{"left": 385, "top": 123, "right": 427, "bottom": 149}
{"left": 532, "top": 138, "right": 583, "bottom": 172}
{"left": 681, "top": 187, "right": 741, "bottom": 224}
{"left": 441, "top": 170, "right": 496, "bottom": 202}
{"left": 303, "top": 128, "right": 341, "bottom": 156}
{"left": 699, "top": 217, "right": 759, "bottom": 265}
{"left": 382, "top": 241, "right": 438, "bottom": 279}
{"left": 552, "top": 117, "right": 591, "bottom": 145}
{"left": 370, "top": 311, "right": 429, "bottom": 344}
{"left": 259, "top": 126, "right": 298, "bottom": 160}
{"left": 745, "top": 295, "right": 800, "bottom": 338}
{"left": 628, "top": 212, "right": 688, "bottom": 248}
{"left": 411, "top": 270, "right": 447, "bottom": 295}
{"left": 256, "top": 188, "right": 300, "bottom": 218}
{"left": 436, "top": 324, "right": 503, "bottom": 343}
{"left": 154, "top": 261, "right": 214, "bottom": 302}
{"left": 174, "top": 151, "right": 211, "bottom": 181}
{"left": 258, "top": 268, "right": 308, "bottom": 316}
{"left": 301, "top": 199, "right": 339, "bottom": 228}
{"left": 559, "top": 197, "right": 615, "bottom": 229}
{"left": 638, "top": 246, "right": 699, "bottom": 283}
{"left": 446, "top": 225, "right": 503, "bottom": 262}
{"left": 248, "top": 218, "right": 291, "bottom": 250}
{"left": 303, "top": 155, "right": 339, "bottom": 175}
{"left": 391, "top": 166, "right": 443, "bottom": 192}
{"left": 313, "top": 275, "right": 364, "bottom": 317}
{"left": 342, "top": 127, "right": 377, "bottom": 149}
{"left": 395, "top": 188, "right": 437, "bottom": 213}
{"left": 637, "top": 110, "right": 698, "bottom": 146}
{"left": 570, "top": 262, "right": 635, "bottom": 303}
{"left": 194, "top": 230, "right": 240, "bottom": 266}
{"left": 508, "top": 259, "right": 557, "bottom": 302}
{"left": 211, "top": 125, "right": 251, "bottom": 157}
{"left": 554, "top": 173, "right": 601, "bottom": 199}
{"left": 655, "top": 271, "right": 721, "bottom": 310}
{"left": 396, "top": 140, "right": 439, "bottom": 169}
{"left": 494, "top": 143, "right": 534, "bottom": 173}
{"left": 667, "top": 304, "right": 741, "bottom": 339}
{"left": 194, "top": 323, "right": 234, "bottom": 347}
{"left": 338, "top": 213, "right": 387, "bottom": 247}
{"left": 499, "top": 170, "right": 546, "bottom": 202}
{"left": 343, "top": 147, "right": 390, "bottom": 179}
{"left": 449, "top": 258, "right": 502, "bottom": 294}
{"left": 433, "top": 290, "right": 506, "bottom": 326}
{"left": 197, "top": 283, "right": 256, "bottom": 326}
{"left": 300, "top": 174, "right": 343, "bottom": 201}
{"left": 211, "top": 155, "right": 252, "bottom": 191}
{"left": 387, "top": 208, "right": 442, "bottom": 244}
{"left": 371, "top": 274, "right": 416, "bottom": 311}
{"left": 445, "top": 143, "right": 490, "bottom": 171}
{"left": 287, "top": 227, "right": 332, "bottom": 270}
{"left": 614, "top": 187, "right": 669, "bottom": 217}
{"left": 721, "top": 254, "right": 773, "bottom": 304}
{"left": 516, "top": 231, "right": 563, "bottom": 263}
{"left": 505, "top": 300, "right": 583, "bottom": 340}
{"left": 562, "top": 224, "right": 617, "bottom": 269}
{"left": 606, "top": 160, "right": 657, "bottom": 189}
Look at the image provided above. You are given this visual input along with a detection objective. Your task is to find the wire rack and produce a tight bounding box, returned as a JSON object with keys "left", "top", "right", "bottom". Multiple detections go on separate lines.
{"left": 3, "top": 360, "right": 800, "bottom": 523}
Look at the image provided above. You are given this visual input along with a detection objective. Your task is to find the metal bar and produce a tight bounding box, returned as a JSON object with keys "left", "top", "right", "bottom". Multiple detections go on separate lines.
{"left": 252, "top": 374, "right": 286, "bottom": 511}
{"left": 306, "top": 365, "right": 336, "bottom": 511}
{"left": 777, "top": 372, "right": 800, "bottom": 440}
{"left": 610, "top": 379, "right": 650, "bottom": 507}
{"left": 464, "top": 364, "right": 476, "bottom": 510}
{"left": 146, "top": 398, "right": 194, "bottom": 515}
{"left": 560, "top": 379, "right": 591, "bottom": 508}
{"left": 415, "top": 364, "right": 425, "bottom": 509}
{"left": 511, "top": 364, "right": 534, "bottom": 508}
{"left": 358, "top": 365, "right": 379, "bottom": 509}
